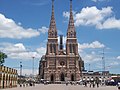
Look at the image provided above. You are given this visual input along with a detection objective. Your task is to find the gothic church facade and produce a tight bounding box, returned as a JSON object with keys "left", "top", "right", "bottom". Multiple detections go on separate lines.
{"left": 39, "top": 0, "right": 84, "bottom": 82}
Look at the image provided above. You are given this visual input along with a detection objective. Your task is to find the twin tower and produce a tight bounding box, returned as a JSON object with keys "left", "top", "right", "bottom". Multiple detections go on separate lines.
{"left": 46, "top": 0, "right": 78, "bottom": 55}
{"left": 39, "top": 0, "right": 84, "bottom": 82}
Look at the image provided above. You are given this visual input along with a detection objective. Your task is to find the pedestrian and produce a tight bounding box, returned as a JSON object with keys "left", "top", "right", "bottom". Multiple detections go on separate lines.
{"left": 84, "top": 81, "right": 87, "bottom": 87}
{"left": 95, "top": 77, "right": 99, "bottom": 88}
{"left": 20, "top": 84, "right": 22, "bottom": 87}
{"left": 23, "top": 83, "right": 25, "bottom": 87}
{"left": 66, "top": 82, "right": 68, "bottom": 86}
{"left": 89, "top": 81, "right": 92, "bottom": 88}
{"left": 93, "top": 81, "right": 95, "bottom": 88}
{"left": 117, "top": 82, "right": 120, "bottom": 90}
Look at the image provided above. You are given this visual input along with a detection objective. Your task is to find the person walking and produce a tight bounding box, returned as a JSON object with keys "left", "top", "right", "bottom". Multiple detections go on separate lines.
{"left": 118, "top": 82, "right": 120, "bottom": 90}
{"left": 93, "top": 81, "right": 95, "bottom": 88}
{"left": 95, "top": 77, "right": 99, "bottom": 88}
{"left": 84, "top": 80, "right": 87, "bottom": 87}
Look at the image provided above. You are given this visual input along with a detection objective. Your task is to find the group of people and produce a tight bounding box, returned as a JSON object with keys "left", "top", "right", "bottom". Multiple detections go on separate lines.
{"left": 84, "top": 78, "right": 100, "bottom": 88}
{"left": 19, "top": 82, "right": 35, "bottom": 87}
{"left": 84, "top": 80, "right": 99, "bottom": 88}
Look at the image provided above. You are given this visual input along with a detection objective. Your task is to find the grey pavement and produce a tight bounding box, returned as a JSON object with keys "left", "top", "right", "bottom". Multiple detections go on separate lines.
{"left": 3, "top": 84, "right": 118, "bottom": 90}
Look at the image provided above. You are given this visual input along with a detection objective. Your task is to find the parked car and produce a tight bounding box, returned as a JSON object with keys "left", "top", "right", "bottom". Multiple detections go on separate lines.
{"left": 106, "top": 81, "right": 118, "bottom": 86}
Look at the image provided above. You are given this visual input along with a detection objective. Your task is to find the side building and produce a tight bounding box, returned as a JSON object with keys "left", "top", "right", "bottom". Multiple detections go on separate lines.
{"left": 0, "top": 66, "right": 18, "bottom": 89}
{"left": 39, "top": 0, "right": 84, "bottom": 83}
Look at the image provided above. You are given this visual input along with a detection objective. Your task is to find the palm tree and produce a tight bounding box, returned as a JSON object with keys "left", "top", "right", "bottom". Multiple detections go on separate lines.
{"left": 0, "top": 52, "right": 7, "bottom": 66}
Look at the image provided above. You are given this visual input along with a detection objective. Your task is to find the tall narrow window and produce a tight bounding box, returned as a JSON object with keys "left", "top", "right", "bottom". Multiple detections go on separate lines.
{"left": 69, "top": 44, "right": 72, "bottom": 53}
{"left": 53, "top": 44, "right": 56, "bottom": 54}
{"left": 73, "top": 44, "right": 76, "bottom": 54}
{"left": 50, "top": 44, "right": 52, "bottom": 53}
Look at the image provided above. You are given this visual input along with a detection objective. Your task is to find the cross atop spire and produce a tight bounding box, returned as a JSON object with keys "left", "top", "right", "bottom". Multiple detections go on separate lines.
{"left": 67, "top": 0, "right": 76, "bottom": 38}
{"left": 48, "top": 0, "right": 57, "bottom": 38}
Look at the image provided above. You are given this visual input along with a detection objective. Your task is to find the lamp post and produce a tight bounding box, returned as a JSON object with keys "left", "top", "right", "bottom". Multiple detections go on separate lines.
{"left": 20, "top": 61, "right": 22, "bottom": 85}
{"left": 89, "top": 64, "right": 91, "bottom": 71}
{"left": 0, "top": 51, "right": 1, "bottom": 66}
{"left": 20, "top": 62, "right": 22, "bottom": 76}
{"left": 101, "top": 48, "right": 105, "bottom": 84}
{"left": 32, "top": 56, "right": 35, "bottom": 78}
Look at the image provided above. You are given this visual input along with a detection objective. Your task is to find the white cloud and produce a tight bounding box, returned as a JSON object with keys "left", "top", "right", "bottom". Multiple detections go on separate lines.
{"left": 117, "top": 56, "right": 120, "bottom": 60}
{"left": 8, "top": 51, "right": 40, "bottom": 60}
{"left": 78, "top": 41, "right": 105, "bottom": 63}
{"left": 63, "top": 11, "right": 70, "bottom": 19}
{"left": 98, "top": 17, "right": 120, "bottom": 29}
{"left": 4, "top": 43, "right": 26, "bottom": 53}
{"left": 81, "top": 51, "right": 101, "bottom": 63}
{"left": 74, "top": 6, "right": 112, "bottom": 28}
{"left": 92, "top": 0, "right": 109, "bottom": 2}
{"left": 36, "top": 47, "right": 46, "bottom": 57}
{"left": 38, "top": 26, "right": 48, "bottom": 34}
{"left": 0, "top": 13, "right": 40, "bottom": 39}
{"left": 17, "top": 69, "right": 38, "bottom": 76}
{"left": 63, "top": 6, "right": 120, "bottom": 30}
{"left": 109, "top": 62, "right": 119, "bottom": 66}
{"left": 0, "top": 42, "right": 44, "bottom": 60}
{"left": 78, "top": 41, "right": 105, "bottom": 51}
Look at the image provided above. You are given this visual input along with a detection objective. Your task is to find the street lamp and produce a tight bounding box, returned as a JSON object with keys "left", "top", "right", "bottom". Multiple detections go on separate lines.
{"left": 20, "top": 62, "right": 22, "bottom": 76}
{"left": 32, "top": 56, "right": 35, "bottom": 77}
{"left": 89, "top": 64, "right": 91, "bottom": 71}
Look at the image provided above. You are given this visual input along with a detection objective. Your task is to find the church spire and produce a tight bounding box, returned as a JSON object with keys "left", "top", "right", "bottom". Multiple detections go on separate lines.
{"left": 48, "top": 0, "right": 57, "bottom": 38}
{"left": 47, "top": 0, "right": 58, "bottom": 55}
{"left": 66, "top": 0, "right": 78, "bottom": 55}
{"left": 70, "top": 0, "right": 72, "bottom": 13}
{"left": 67, "top": 0, "right": 76, "bottom": 38}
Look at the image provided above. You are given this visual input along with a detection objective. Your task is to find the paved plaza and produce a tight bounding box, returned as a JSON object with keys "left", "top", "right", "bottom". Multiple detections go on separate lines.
{"left": 3, "top": 84, "right": 118, "bottom": 90}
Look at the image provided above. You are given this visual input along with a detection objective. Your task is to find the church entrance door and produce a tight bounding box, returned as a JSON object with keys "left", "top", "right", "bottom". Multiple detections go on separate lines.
{"left": 60, "top": 73, "right": 65, "bottom": 81}
{"left": 50, "top": 74, "right": 54, "bottom": 82}
{"left": 71, "top": 74, "right": 74, "bottom": 81}
{"left": 3, "top": 74, "right": 5, "bottom": 88}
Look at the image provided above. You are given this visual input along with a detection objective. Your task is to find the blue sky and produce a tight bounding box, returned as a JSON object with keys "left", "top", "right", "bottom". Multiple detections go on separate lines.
{"left": 0, "top": 0, "right": 120, "bottom": 75}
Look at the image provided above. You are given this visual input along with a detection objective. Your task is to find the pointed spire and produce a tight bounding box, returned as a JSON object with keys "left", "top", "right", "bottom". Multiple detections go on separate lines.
{"left": 70, "top": 0, "right": 72, "bottom": 13}
{"left": 67, "top": 0, "right": 76, "bottom": 38}
{"left": 68, "top": 0, "right": 75, "bottom": 31}
{"left": 49, "top": 0, "right": 57, "bottom": 38}
{"left": 52, "top": 0, "right": 54, "bottom": 16}
{"left": 50, "top": 0, "right": 56, "bottom": 28}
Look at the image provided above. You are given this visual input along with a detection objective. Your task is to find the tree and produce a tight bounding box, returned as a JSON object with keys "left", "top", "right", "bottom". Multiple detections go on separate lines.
{"left": 0, "top": 52, "right": 7, "bottom": 66}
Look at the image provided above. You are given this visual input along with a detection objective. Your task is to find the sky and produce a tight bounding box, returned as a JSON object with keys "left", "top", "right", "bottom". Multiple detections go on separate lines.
{"left": 0, "top": 0, "right": 120, "bottom": 75}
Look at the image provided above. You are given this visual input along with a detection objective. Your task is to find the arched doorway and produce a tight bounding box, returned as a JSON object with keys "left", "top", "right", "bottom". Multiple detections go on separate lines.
{"left": 60, "top": 73, "right": 65, "bottom": 81}
{"left": 50, "top": 74, "right": 54, "bottom": 82}
{"left": 71, "top": 74, "right": 74, "bottom": 81}
{"left": 6, "top": 75, "right": 8, "bottom": 88}
{"left": 9, "top": 75, "right": 11, "bottom": 87}
{"left": 0, "top": 74, "right": 2, "bottom": 88}
{"left": 3, "top": 74, "right": 5, "bottom": 88}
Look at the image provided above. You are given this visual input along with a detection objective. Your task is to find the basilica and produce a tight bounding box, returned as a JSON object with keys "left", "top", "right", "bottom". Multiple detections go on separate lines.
{"left": 39, "top": 0, "right": 84, "bottom": 82}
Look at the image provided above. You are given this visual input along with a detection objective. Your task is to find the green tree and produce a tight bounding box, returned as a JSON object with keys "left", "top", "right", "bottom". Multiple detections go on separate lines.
{"left": 0, "top": 52, "right": 7, "bottom": 66}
